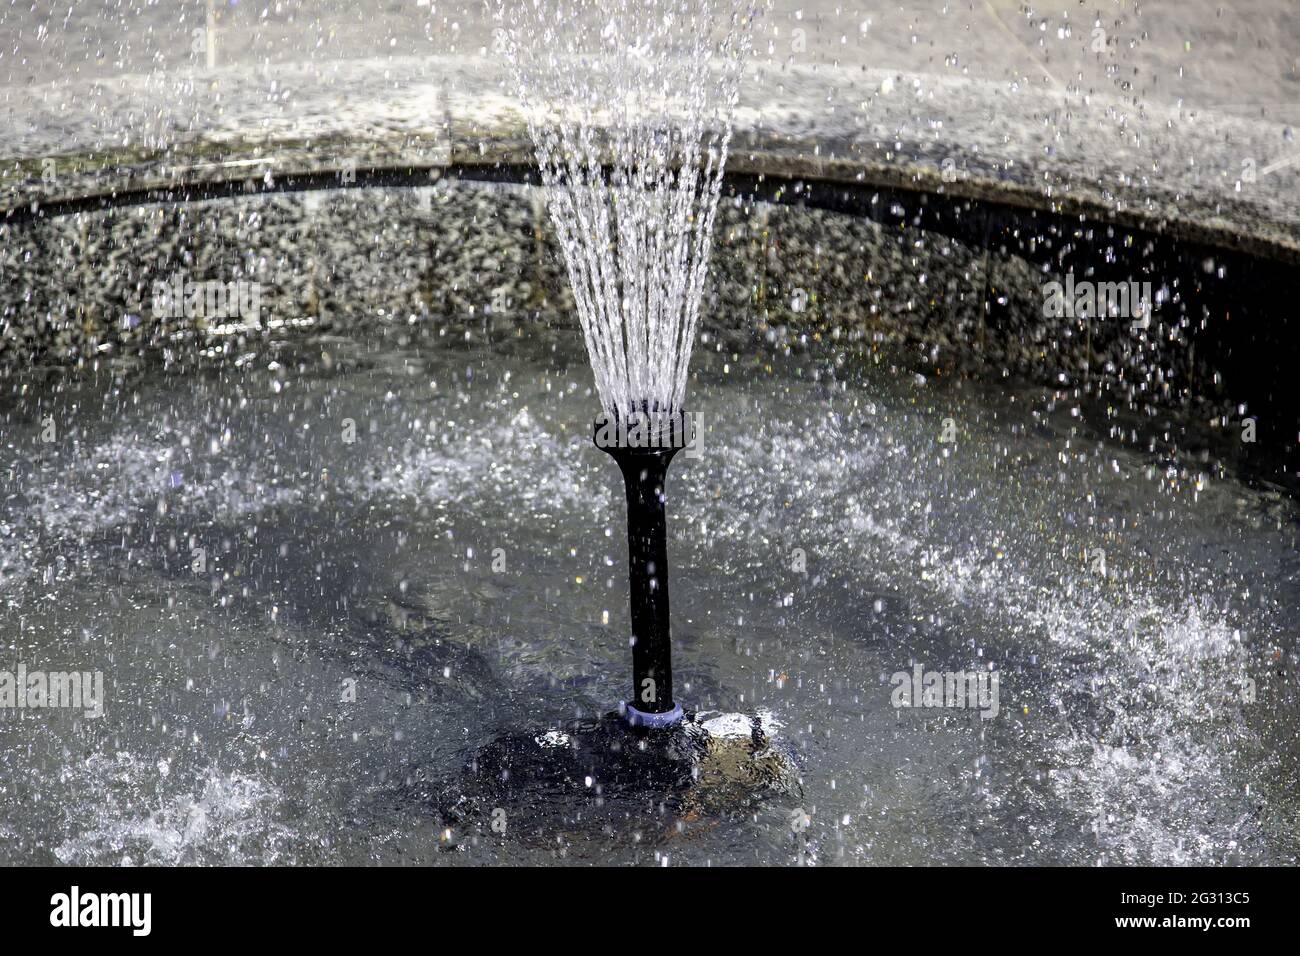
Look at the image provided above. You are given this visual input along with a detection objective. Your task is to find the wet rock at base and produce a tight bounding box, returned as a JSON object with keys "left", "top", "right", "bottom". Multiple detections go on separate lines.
{"left": 433, "top": 709, "right": 801, "bottom": 849}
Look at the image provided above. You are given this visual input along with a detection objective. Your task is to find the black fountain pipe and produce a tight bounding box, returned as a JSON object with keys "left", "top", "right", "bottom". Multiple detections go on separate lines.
{"left": 595, "top": 407, "right": 691, "bottom": 729}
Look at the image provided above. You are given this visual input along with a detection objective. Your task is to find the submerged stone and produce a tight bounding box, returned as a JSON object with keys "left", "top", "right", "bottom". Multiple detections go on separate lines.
{"left": 432, "top": 709, "right": 801, "bottom": 849}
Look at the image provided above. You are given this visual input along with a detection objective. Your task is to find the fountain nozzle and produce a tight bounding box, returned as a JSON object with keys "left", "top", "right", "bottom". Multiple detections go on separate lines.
{"left": 595, "top": 406, "right": 693, "bottom": 729}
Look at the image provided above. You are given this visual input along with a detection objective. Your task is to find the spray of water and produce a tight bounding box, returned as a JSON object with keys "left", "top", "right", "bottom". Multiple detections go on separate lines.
{"left": 497, "top": 0, "right": 758, "bottom": 419}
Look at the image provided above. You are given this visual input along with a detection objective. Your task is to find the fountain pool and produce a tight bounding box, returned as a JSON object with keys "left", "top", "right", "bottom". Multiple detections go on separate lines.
{"left": 0, "top": 180, "right": 1297, "bottom": 866}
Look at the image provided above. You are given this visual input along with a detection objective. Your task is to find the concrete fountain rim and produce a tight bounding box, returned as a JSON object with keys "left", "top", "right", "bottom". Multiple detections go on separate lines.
{"left": 1, "top": 52, "right": 1297, "bottom": 265}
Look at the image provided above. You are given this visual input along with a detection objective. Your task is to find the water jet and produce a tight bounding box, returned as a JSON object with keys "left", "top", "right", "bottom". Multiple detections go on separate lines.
{"left": 501, "top": 0, "right": 758, "bottom": 728}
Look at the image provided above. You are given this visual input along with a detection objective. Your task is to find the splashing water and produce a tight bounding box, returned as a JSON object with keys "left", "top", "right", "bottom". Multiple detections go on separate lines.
{"left": 498, "top": 0, "right": 758, "bottom": 418}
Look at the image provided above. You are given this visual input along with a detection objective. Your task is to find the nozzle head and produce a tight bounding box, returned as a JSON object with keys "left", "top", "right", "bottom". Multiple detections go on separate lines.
{"left": 592, "top": 405, "right": 693, "bottom": 458}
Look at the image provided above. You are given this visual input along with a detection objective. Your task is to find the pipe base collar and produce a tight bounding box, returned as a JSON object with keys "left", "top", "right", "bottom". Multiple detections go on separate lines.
{"left": 622, "top": 701, "right": 684, "bottom": 729}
